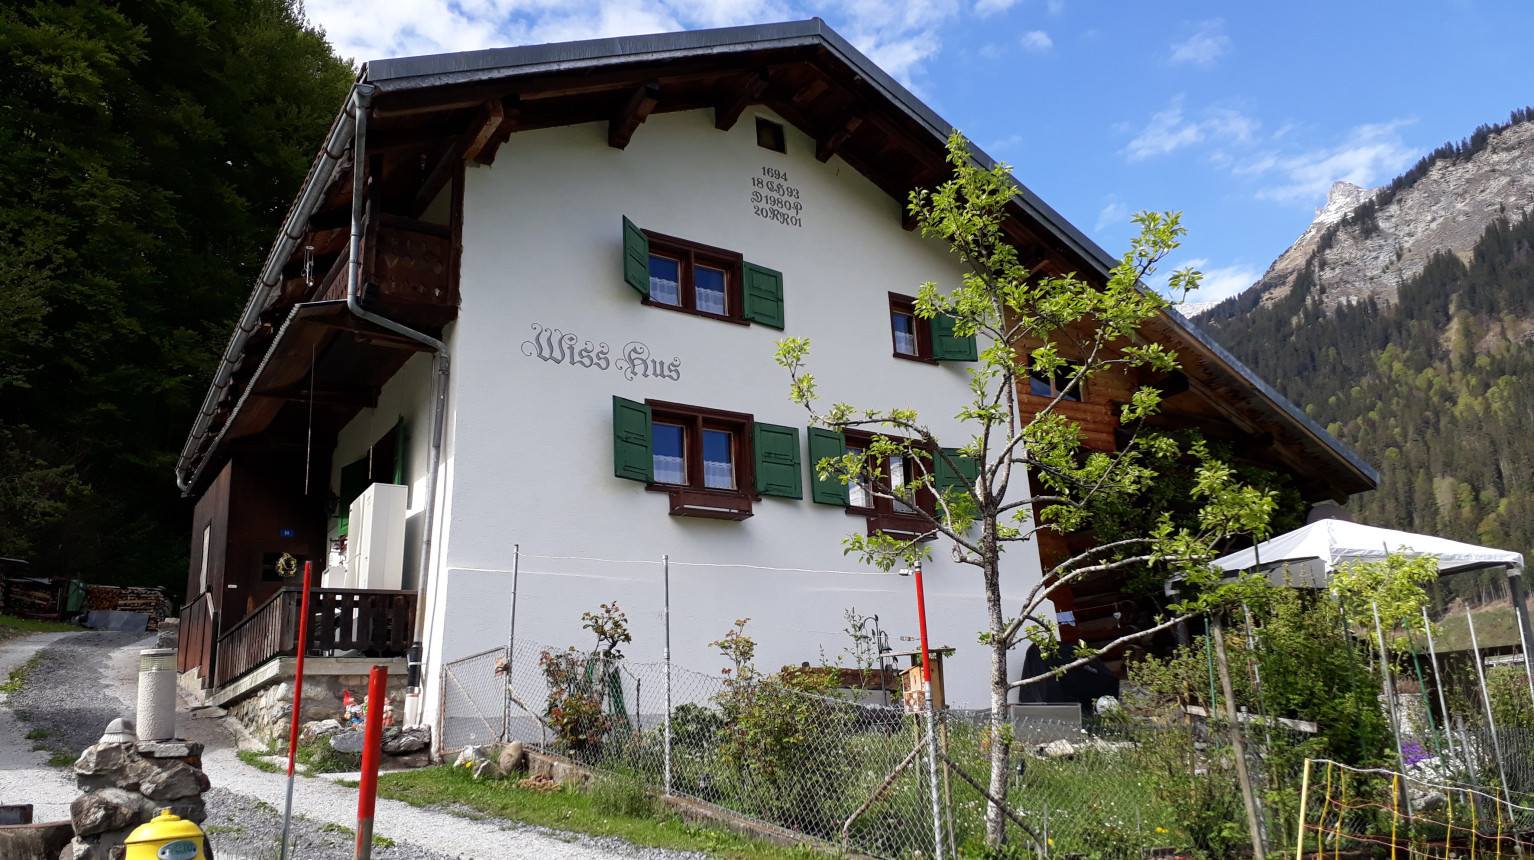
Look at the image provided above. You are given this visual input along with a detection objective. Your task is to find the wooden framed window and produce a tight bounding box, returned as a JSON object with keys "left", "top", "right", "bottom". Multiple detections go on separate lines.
{"left": 620, "top": 217, "right": 785, "bottom": 328}
{"left": 1027, "top": 360, "right": 1084, "bottom": 402}
{"left": 889, "top": 293, "right": 931, "bottom": 362}
{"left": 612, "top": 397, "right": 801, "bottom": 519}
{"left": 843, "top": 429, "right": 937, "bottom": 541}
{"left": 888, "top": 293, "right": 977, "bottom": 363}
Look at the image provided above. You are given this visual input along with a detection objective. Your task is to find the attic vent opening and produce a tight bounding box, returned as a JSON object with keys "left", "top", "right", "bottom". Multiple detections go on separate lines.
{"left": 755, "top": 117, "right": 786, "bottom": 153}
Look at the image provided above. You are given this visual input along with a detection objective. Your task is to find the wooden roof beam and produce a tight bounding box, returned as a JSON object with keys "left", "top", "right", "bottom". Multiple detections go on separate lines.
{"left": 410, "top": 99, "right": 511, "bottom": 215}
{"left": 714, "top": 70, "right": 769, "bottom": 131}
{"left": 459, "top": 99, "right": 506, "bottom": 163}
{"left": 899, "top": 163, "right": 948, "bottom": 230}
{"left": 609, "top": 80, "right": 660, "bottom": 149}
{"left": 815, "top": 116, "right": 862, "bottom": 163}
{"left": 473, "top": 98, "right": 520, "bottom": 165}
{"left": 251, "top": 385, "right": 381, "bottom": 409}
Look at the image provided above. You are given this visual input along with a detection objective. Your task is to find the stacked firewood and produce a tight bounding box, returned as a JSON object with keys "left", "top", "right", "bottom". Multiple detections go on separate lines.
{"left": 1, "top": 578, "right": 64, "bottom": 620}
{"left": 85, "top": 584, "right": 122, "bottom": 611}
{"left": 117, "top": 588, "right": 171, "bottom": 629}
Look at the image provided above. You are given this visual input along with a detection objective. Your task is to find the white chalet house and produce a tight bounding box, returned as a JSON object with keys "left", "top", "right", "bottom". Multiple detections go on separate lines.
{"left": 173, "top": 21, "right": 1377, "bottom": 741}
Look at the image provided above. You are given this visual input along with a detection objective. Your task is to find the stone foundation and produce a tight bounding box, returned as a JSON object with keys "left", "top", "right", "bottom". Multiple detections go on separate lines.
{"left": 225, "top": 673, "right": 404, "bottom": 749}
{"left": 190, "top": 657, "right": 407, "bottom": 749}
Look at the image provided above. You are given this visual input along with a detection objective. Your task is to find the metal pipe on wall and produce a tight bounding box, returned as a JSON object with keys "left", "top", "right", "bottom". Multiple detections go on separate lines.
{"left": 338, "top": 83, "right": 452, "bottom": 726}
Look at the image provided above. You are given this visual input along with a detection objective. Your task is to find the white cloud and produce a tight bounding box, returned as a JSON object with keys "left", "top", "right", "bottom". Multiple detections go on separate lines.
{"left": 1168, "top": 19, "right": 1229, "bottom": 67}
{"left": 1020, "top": 30, "right": 1053, "bottom": 52}
{"left": 1187, "top": 260, "right": 1261, "bottom": 302}
{"left": 303, "top": 0, "right": 959, "bottom": 85}
{"left": 1239, "top": 121, "right": 1417, "bottom": 203}
{"left": 1152, "top": 257, "right": 1259, "bottom": 303}
{"left": 1124, "top": 96, "right": 1257, "bottom": 161}
{"left": 1094, "top": 198, "right": 1128, "bottom": 232}
{"left": 974, "top": 0, "right": 1022, "bottom": 16}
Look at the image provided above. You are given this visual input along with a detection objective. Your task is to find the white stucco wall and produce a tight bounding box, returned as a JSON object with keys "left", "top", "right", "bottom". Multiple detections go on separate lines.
{"left": 329, "top": 349, "right": 440, "bottom": 590}
{"left": 421, "top": 107, "right": 1045, "bottom": 724}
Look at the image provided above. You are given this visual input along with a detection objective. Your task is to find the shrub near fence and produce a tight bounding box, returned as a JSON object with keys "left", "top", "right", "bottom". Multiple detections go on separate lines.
{"left": 442, "top": 638, "right": 1318, "bottom": 860}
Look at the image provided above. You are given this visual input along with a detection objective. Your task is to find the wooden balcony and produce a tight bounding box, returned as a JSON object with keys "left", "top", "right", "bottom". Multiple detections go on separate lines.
{"left": 316, "top": 214, "right": 457, "bottom": 329}
{"left": 178, "top": 587, "right": 416, "bottom": 690}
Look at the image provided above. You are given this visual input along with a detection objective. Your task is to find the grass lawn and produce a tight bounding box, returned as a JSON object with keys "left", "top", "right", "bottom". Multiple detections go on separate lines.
{"left": 0, "top": 613, "right": 78, "bottom": 642}
{"left": 1432, "top": 603, "right": 1525, "bottom": 651}
{"left": 375, "top": 766, "right": 820, "bottom": 860}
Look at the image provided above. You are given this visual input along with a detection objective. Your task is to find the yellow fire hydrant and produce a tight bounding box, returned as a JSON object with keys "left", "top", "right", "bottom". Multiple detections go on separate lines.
{"left": 123, "top": 809, "right": 207, "bottom": 860}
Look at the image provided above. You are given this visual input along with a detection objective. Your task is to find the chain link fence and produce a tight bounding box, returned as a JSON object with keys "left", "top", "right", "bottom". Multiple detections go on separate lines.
{"left": 442, "top": 638, "right": 1320, "bottom": 860}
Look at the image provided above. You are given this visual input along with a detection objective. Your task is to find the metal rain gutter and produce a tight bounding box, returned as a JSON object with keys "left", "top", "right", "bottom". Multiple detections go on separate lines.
{"left": 343, "top": 84, "right": 452, "bottom": 719}
{"left": 174, "top": 88, "right": 361, "bottom": 494}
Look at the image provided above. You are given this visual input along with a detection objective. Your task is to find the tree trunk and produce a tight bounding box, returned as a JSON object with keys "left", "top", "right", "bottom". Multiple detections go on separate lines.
{"left": 984, "top": 558, "right": 1011, "bottom": 848}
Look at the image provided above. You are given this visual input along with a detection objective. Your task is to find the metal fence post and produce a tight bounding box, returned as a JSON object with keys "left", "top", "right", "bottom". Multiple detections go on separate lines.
{"left": 663, "top": 553, "right": 672, "bottom": 796}
{"left": 502, "top": 543, "right": 520, "bottom": 743}
{"left": 1371, "top": 601, "right": 1411, "bottom": 818}
{"left": 1465, "top": 601, "right": 1514, "bottom": 819}
{"left": 1420, "top": 608, "right": 1457, "bottom": 761}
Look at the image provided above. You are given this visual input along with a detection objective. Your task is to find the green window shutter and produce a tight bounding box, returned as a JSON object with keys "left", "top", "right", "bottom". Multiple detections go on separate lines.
{"left": 753, "top": 422, "right": 802, "bottom": 499}
{"left": 930, "top": 313, "right": 978, "bottom": 361}
{"left": 742, "top": 262, "right": 785, "bottom": 329}
{"left": 623, "top": 216, "right": 650, "bottom": 297}
{"left": 613, "top": 396, "right": 653, "bottom": 482}
{"left": 392, "top": 417, "right": 407, "bottom": 485}
{"left": 337, "top": 457, "right": 371, "bottom": 536}
{"left": 807, "top": 427, "right": 849, "bottom": 506}
{"left": 934, "top": 447, "right": 979, "bottom": 497}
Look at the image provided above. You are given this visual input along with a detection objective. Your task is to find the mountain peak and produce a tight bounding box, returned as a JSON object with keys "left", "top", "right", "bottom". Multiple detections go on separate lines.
{"left": 1224, "top": 114, "right": 1534, "bottom": 315}
{"left": 1314, "top": 181, "right": 1377, "bottom": 226}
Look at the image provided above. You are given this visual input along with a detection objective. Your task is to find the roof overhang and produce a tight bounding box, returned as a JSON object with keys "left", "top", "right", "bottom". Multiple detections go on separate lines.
{"left": 178, "top": 19, "right": 1376, "bottom": 501}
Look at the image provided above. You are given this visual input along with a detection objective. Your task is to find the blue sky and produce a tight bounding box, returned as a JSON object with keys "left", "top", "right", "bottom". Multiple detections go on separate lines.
{"left": 305, "top": 0, "right": 1534, "bottom": 302}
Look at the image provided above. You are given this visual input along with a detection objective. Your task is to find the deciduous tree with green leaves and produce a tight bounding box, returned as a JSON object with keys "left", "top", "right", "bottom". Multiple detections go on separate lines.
{"left": 774, "top": 133, "right": 1278, "bottom": 848}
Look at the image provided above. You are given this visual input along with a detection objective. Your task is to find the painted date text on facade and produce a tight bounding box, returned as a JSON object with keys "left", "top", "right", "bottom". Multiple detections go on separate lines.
{"left": 749, "top": 167, "right": 803, "bottom": 228}
{"left": 521, "top": 324, "right": 681, "bottom": 381}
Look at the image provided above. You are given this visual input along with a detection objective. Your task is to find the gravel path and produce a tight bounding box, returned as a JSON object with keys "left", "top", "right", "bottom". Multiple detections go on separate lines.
{"left": 0, "top": 630, "right": 81, "bottom": 821}
{"left": 0, "top": 629, "right": 701, "bottom": 860}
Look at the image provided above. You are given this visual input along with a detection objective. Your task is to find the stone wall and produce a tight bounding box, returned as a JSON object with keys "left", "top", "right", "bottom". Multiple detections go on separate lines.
{"left": 64, "top": 736, "right": 209, "bottom": 860}
{"left": 225, "top": 672, "right": 407, "bottom": 749}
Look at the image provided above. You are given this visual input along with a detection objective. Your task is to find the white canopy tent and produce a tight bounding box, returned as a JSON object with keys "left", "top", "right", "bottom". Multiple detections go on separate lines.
{"left": 1213, "top": 518, "right": 1534, "bottom": 785}
{"left": 1213, "top": 518, "right": 1524, "bottom": 586}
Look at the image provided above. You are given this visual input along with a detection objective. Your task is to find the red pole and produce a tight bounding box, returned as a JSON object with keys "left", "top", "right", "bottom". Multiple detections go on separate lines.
{"left": 278, "top": 562, "right": 315, "bottom": 860}
{"left": 356, "top": 664, "right": 387, "bottom": 860}
{"left": 913, "top": 560, "right": 933, "bottom": 683}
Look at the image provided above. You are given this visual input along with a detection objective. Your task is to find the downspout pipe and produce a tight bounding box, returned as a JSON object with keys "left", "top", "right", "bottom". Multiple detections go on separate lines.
{"left": 175, "top": 93, "right": 359, "bottom": 493}
{"left": 342, "top": 84, "right": 452, "bottom": 713}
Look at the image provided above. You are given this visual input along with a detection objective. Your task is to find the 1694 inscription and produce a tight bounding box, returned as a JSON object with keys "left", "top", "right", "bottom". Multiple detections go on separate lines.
{"left": 521, "top": 323, "right": 681, "bottom": 381}
{"left": 750, "top": 166, "right": 803, "bottom": 228}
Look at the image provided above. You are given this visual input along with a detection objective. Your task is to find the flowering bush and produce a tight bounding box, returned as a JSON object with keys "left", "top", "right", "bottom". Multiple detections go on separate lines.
{"left": 540, "top": 602, "right": 632, "bottom": 751}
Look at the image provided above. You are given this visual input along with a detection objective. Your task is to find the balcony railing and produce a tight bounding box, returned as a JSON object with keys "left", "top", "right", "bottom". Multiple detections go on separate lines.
{"left": 209, "top": 587, "right": 417, "bottom": 689}
{"left": 316, "top": 214, "right": 457, "bottom": 328}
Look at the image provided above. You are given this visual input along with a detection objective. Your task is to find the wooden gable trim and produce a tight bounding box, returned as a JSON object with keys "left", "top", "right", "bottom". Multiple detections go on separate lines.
{"left": 713, "top": 69, "right": 769, "bottom": 130}
{"left": 608, "top": 80, "right": 661, "bottom": 149}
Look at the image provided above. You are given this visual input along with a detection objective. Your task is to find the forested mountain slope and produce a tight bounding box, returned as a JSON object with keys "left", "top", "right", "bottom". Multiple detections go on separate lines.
{"left": 1202, "top": 202, "right": 1534, "bottom": 572}
{"left": 0, "top": 1, "right": 351, "bottom": 591}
